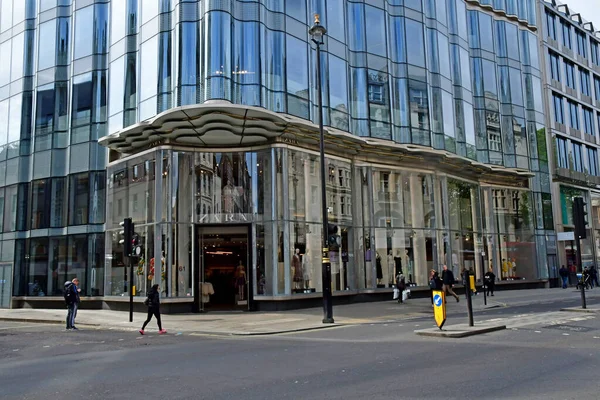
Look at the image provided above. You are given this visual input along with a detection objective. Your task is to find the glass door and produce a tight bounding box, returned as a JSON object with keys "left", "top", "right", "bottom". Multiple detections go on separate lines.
{"left": 0, "top": 262, "right": 12, "bottom": 308}
{"left": 197, "top": 226, "right": 249, "bottom": 311}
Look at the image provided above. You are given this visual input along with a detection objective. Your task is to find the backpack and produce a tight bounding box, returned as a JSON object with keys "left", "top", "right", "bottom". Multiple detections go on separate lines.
{"left": 63, "top": 282, "right": 73, "bottom": 304}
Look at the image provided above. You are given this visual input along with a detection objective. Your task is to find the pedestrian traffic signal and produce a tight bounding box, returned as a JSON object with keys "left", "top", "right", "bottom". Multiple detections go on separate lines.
{"left": 119, "top": 218, "right": 134, "bottom": 256}
{"left": 573, "top": 197, "right": 588, "bottom": 239}
{"left": 327, "top": 223, "right": 340, "bottom": 249}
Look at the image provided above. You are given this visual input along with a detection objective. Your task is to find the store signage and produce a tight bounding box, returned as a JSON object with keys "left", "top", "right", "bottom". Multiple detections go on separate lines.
{"left": 432, "top": 290, "right": 446, "bottom": 330}
{"left": 557, "top": 232, "right": 575, "bottom": 241}
{"left": 198, "top": 213, "right": 252, "bottom": 223}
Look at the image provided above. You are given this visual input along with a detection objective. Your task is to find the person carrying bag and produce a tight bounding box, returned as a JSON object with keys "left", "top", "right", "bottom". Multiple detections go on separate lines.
{"left": 139, "top": 284, "right": 167, "bottom": 335}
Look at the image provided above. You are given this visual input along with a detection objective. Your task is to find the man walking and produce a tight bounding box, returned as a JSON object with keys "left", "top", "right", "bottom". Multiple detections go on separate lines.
{"left": 64, "top": 277, "right": 81, "bottom": 330}
{"left": 441, "top": 265, "right": 459, "bottom": 302}
{"left": 559, "top": 265, "right": 569, "bottom": 289}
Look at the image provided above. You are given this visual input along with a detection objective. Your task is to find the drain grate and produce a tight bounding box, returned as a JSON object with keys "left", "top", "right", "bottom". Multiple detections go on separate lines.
{"left": 543, "top": 324, "right": 595, "bottom": 333}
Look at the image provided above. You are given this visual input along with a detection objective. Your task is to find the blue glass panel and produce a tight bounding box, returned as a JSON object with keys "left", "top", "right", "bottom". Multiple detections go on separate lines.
{"left": 459, "top": 47, "right": 471, "bottom": 91}
{"left": 347, "top": 2, "right": 365, "bottom": 52}
{"left": 392, "top": 78, "right": 409, "bottom": 127}
{"left": 498, "top": 66, "right": 510, "bottom": 103}
{"left": 261, "top": 28, "right": 284, "bottom": 92}
{"left": 365, "top": 5, "right": 386, "bottom": 57}
{"left": 158, "top": 31, "right": 171, "bottom": 94}
{"left": 286, "top": 35, "right": 308, "bottom": 98}
{"left": 455, "top": 0, "right": 468, "bottom": 39}
{"left": 482, "top": 59, "right": 497, "bottom": 99}
{"left": 468, "top": 11, "right": 479, "bottom": 48}
{"left": 326, "top": 0, "right": 344, "bottom": 42}
{"left": 471, "top": 58, "right": 483, "bottom": 97}
{"left": 405, "top": 0, "right": 422, "bottom": 11}
{"left": 438, "top": 32, "right": 450, "bottom": 78}
{"left": 405, "top": 19, "right": 425, "bottom": 67}
{"left": 388, "top": 16, "right": 406, "bottom": 63}
{"left": 179, "top": 22, "right": 197, "bottom": 86}
{"left": 0, "top": 40, "right": 9, "bottom": 86}
{"left": 510, "top": 68, "right": 523, "bottom": 106}
{"left": 233, "top": 21, "right": 259, "bottom": 84}
{"left": 427, "top": 28, "right": 439, "bottom": 74}
{"left": 286, "top": 0, "right": 306, "bottom": 22}
{"left": 409, "top": 79, "right": 429, "bottom": 132}
{"left": 479, "top": 13, "right": 494, "bottom": 52}
{"left": 329, "top": 55, "right": 348, "bottom": 112}
{"left": 205, "top": 12, "right": 232, "bottom": 78}
{"left": 38, "top": 20, "right": 56, "bottom": 70}
{"left": 436, "top": 0, "right": 447, "bottom": 25}
{"left": 505, "top": 23, "right": 519, "bottom": 61}
{"left": 494, "top": 21, "right": 506, "bottom": 58}
{"left": 95, "top": 4, "right": 109, "bottom": 55}
{"left": 349, "top": 68, "right": 368, "bottom": 119}
{"left": 74, "top": 5, "right": 94, "bottom": 59}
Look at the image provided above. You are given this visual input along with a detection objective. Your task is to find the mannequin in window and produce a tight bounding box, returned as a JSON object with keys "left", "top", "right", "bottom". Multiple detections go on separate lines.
{"left": 136, "top": 256, "right": 145, "bottom": 295}
{"left": 394, "top": 250, "right": 403, "bottom": 277}
{"left": 234, "top": 260, "right": 246, "bottom": 301}
{"left": 387, "top": 250, "right": 395, "bottom": 287}
{"left": 376, "top": 252, "right": 383, "bottom": 285}
{"left": 302, "top": 249, "right": 311, "bottom": 289}
{"left": 292, "top": 248, "right": 303, "bottom": 289}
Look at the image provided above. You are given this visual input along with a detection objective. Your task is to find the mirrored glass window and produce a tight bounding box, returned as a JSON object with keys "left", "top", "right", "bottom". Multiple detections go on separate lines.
{"left": 140, "top": 35, "right": 158, "bottom": 102}
{"left": 405, "top": 19, "right": 425, "bottom": 67}
{"left": 74, "top": 6, "right": 94, "bottom": 59}
{"left": 0, "top": 41, "right": 10, "bottom": 86}
{"left": 10, "top": 32, "right": 24, "bottom": 82}
{"left": 326, "top": 0, "right": 344, "bottom": 41}
{"left": 111, "top": 0, "right": 126, "bottom": 44}
{"left": 365, "top": 5, "right": 386, "bottom": 57}
{"left": 388, "top": 16, "right": 406, "bottom": 63}
{"left": 38, "top": 20, "right": 56, "bottom": 70}
{"left": 347, "top": 2, "right": 365, "bottom": 52}
{"left": 286, "top": 35, "right": 308, "bottom": 98}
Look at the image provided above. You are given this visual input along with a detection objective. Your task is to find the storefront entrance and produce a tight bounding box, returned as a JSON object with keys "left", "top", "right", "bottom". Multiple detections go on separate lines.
{"left": 196, "top": 225, "right": 250, "bottom": 311}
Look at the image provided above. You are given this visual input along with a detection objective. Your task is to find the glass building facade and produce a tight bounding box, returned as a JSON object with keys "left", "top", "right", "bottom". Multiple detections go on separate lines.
{"left": 0, "top": 0, "right": 555, "bottom": 311}
{"left": 540, "top": 0, "right": 600, "bottom": 281}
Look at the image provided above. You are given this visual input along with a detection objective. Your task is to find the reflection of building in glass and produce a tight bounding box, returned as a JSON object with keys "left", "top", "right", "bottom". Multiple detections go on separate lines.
{"left": 0, "top": 0, "right": 569, "bottom": 311}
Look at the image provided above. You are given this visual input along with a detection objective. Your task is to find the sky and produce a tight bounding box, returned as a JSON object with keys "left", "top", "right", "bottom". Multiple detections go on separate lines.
{"left": 560, "top": 0, "right": 600, "bottom": 29}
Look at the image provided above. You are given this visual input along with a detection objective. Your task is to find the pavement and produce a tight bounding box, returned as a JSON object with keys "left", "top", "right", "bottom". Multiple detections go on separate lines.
{"left": 1, "top": 287, "right": 599, "bottom": 335}
{"left": 2, "top": 294, "right": 600, "bottom": 400}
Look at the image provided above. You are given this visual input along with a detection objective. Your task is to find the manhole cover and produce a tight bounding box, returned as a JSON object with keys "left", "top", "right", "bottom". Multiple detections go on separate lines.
{"left": 543, "top": 325, "right": 594, "bottom": 333}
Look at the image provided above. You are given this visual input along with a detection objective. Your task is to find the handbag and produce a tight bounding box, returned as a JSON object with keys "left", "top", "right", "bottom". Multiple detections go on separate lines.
{"left": 402, "top": 290, "right": 409, "bottom": 302}
{"left": 393, "top": 288, "right": 400, "bottom": 300}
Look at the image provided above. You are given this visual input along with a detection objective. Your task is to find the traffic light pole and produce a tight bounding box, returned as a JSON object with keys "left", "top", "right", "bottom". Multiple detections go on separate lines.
{"left": 575, "top": 234, "right": 586, "bottom": 309}
{"left": 129, "top": 255, "right": 134, "bottom": 322}
{"left": 573, "top": 197, "right": 587, "bottom": 309}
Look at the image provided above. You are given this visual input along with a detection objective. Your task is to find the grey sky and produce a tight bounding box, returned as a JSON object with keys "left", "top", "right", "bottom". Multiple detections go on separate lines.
{"left": 559, "top": 0, "right": 600, "bottom": 30}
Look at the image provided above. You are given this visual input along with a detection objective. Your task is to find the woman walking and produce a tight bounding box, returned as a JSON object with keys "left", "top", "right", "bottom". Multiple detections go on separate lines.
{"left": 139, "top": 284, "right": 167, "bottom": 335}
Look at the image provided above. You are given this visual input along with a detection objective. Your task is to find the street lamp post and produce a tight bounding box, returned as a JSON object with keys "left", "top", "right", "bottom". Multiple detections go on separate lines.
{"left": 309, "top": 14, "right": 334, "bottom": 323}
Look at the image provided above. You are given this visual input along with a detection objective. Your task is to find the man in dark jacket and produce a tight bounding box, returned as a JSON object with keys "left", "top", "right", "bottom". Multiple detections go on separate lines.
{"left": 559, "top": 265, "right": 569, "bottom": 289}
{"left": 484, "top": 267, "right": 496, "bottom": 296}
{"left": 64, "top": 277, "right": 81, "bottom": 330}
{"left": 441, "top": 265, "right": 459, "bottom": 302}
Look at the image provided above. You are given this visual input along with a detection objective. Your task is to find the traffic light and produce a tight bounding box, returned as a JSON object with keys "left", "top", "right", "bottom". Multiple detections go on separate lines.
{"left": 327, "top": 223, "right": 340, "bottom": 249}
{"left": 573, "top": 197, "right": 588, "bottom": 239}
{"left": 119, "top": 218, "right": 134, "bottom": 256}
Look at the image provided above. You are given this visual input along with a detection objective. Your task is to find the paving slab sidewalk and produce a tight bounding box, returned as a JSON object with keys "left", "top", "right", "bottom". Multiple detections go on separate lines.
{"left": 0, "top": 288, "right": 597, "bottom": 335}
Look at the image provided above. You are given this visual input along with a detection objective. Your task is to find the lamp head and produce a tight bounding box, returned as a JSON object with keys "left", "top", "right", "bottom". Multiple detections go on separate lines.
{"left": 309, "top": 13, "right": 327, "bottom": 44}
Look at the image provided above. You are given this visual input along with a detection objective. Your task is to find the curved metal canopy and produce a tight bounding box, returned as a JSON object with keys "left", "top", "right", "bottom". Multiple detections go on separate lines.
{"left": 99, "top": 101, "right": 533, "bottom": 185}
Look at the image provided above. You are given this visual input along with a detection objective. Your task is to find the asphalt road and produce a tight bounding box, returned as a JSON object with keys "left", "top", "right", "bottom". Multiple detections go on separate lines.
{"left": 1, "top": 296, "right": 599, "bottom": 400}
